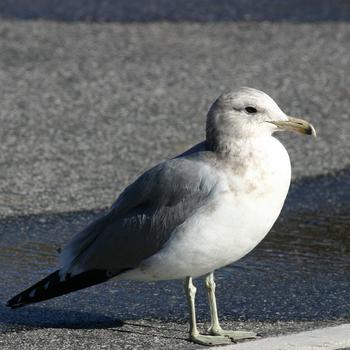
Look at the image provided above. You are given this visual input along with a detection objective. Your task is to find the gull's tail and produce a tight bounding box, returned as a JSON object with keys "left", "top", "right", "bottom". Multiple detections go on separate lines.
{"left": 6, "top": 269, "right": 109, "bottom": 309}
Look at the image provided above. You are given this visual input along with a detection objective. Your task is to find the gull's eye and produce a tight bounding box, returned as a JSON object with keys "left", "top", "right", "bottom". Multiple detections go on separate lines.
{"left": 245, "top": 106, "right": 257, "bottom": 114}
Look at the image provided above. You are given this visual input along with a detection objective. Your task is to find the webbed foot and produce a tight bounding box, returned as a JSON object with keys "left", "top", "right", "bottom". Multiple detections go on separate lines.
{"left": 190, "top": 333, "right": 234, "bottom": 346}
{"left": 209, "top": 327, "right": 257, "bottom": 341}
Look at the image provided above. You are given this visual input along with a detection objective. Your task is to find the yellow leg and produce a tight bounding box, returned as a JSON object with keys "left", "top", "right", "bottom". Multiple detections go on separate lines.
{"left": 184, "top": 276, "right": 233, "bottom": 346}
{"left": 205, "top": 272, "right": 257, "bottom": 341}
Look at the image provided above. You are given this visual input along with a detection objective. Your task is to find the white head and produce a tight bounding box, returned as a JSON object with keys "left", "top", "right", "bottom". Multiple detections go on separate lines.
{"left": 206, "top": 87, "right": 316, "bottom": 152}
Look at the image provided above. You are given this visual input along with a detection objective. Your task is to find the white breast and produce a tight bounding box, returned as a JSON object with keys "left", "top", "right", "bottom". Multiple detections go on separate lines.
{"left": 120, "top": 136, "right": 291, "bottom": 281}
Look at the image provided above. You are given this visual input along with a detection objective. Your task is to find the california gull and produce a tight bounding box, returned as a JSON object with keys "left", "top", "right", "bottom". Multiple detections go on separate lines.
{"left": 7, "top": 87, "right": 316, "bottom": 345}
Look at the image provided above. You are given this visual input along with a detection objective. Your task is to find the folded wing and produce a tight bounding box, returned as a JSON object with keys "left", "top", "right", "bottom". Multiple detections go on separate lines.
{"left": 60, "top": 153, "right": 219, "bottom": 277}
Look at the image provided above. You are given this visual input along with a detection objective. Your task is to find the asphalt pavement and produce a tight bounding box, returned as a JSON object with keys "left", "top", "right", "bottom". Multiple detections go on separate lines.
{"left": 1, "top": 170, "right": 349, "bottom": 349}
{"left": 0, "top": 17, "right": 349, "bottom": 350}
{"left": 0, "top": 20, "right": 349, "bottom": 218}
{"left": 1, "top": 0, "right": 349, "bottom": 21}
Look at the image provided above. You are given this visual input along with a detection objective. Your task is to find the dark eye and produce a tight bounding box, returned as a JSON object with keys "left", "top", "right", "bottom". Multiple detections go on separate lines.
{"left": 245, "top": 106, "right": 257, "bottom": 114}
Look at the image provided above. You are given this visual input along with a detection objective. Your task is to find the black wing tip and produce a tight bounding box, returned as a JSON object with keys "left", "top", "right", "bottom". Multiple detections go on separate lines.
{"left": 6, "top": 297, "right": 25, "bottom": 309}
{"left": 5, "top": 270, "right": 61, "bottom": 309}
{"left": 6, "top": 269, "right": 112, "bottom": 310}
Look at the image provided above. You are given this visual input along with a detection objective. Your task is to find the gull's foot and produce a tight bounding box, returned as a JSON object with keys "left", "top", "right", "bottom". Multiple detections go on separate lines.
{"left": 209, "top": 327, "right": 257, "bottom": 341}
{"left": 190, "top": 333, "right": 234, "bottom": 346}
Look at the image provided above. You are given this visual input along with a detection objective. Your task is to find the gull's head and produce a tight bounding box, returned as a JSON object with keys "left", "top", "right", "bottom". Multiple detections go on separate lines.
{"left": 206, "top": 87, "right": 316, "bottom": 151}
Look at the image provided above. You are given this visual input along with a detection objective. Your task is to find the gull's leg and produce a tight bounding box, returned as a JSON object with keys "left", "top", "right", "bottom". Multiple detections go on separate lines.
{"left": 185, "top": 276, "right": 232, "bottom": 346}
{"left": 205, "top": 272, "right": 257, "bottom": 340}
{"left": 185, "top": 276, "right": 200, "bottom": 338}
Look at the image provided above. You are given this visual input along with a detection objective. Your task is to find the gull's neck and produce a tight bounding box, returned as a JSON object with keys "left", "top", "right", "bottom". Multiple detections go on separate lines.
{"left": 205, "top": 133, "right": 288, "bottom": 180}
{"left": 206, "top": 134, "right": 266, "bottom": 157}
{"left": 205, "top": 113, "right": 271, "bottom": 156}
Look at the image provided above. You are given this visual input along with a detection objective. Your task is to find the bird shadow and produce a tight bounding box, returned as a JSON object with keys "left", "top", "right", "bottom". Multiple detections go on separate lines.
{"left": 0, "top": 303, "right": 189, "bottom": 342}
{"left": 0, "top": 303, "right": 124, "bottom": 332}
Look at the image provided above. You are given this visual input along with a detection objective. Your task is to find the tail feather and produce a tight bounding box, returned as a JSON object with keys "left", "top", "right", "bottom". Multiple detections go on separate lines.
{"left": 6, "top": 269, "right": 110, "bottom": 309}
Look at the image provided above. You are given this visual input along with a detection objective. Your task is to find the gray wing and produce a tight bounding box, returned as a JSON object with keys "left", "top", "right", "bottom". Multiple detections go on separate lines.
{"left": 60, "top": 150, "right": 219, "bottom": 276}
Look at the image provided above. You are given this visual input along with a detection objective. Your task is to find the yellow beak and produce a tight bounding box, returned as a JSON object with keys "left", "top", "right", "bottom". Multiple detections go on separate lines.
{"left": 268, "top": 116, "right": 317, "bottom": 137}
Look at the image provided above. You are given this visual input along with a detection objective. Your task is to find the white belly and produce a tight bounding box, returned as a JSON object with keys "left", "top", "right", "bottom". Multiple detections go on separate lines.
{"left": 120, "top": 137, "right": 291, "bottom": 281}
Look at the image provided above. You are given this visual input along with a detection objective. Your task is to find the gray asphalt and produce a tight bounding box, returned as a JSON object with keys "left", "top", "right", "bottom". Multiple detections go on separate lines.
{"left": 1, "top": 0, "right": 349, "bottom": 22}
{"left": 1, "top": 170, "right": 349, "bottom": 349}
{"left": 0, "top": 20, "right": 349, "bottom": 218}
{"left": 0, "top": 18, "right": 349, "bottom": 349}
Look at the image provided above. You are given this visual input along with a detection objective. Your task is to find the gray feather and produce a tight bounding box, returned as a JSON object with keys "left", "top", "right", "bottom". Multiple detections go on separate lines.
{"left": 60, "top": 144, "right": 220, "bottom": 276}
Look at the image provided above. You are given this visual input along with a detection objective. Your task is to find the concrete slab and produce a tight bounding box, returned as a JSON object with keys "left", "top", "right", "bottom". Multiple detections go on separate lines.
{"left": 218, "top": 324, "right": 350, "bottom": 350}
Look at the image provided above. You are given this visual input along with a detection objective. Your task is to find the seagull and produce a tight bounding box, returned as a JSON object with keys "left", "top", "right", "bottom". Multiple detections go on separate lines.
{"left": 7, "top": 87, "right": 316, "bottom": 345}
